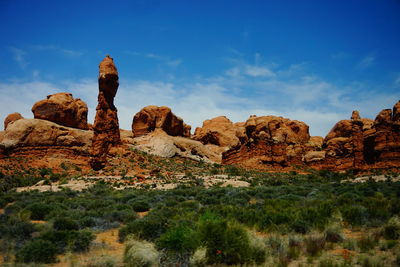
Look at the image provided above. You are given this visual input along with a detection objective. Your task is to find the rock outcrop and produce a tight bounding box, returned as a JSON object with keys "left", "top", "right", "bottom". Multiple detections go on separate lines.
{"left": 222, "top": 115, "right": 311, "bottom": 169}
{"left": 322, "top": 111, "right": 365, "bottom": 169}
{"left": 134, "top": 128, "right": 220, "bottom": 162}
{"left": 4, "top": 112, "right": 24, "bottom": 130}
{"left": 193, "top": 116, "right": 244, "bottom": 148}
{"left": 132, "top": 106, "right": 191, "bottom": 138}
{"left": 0, "top": 119, "right": 92, "bottom": 152}
{"left": 32, "top": 93, "right": 89, "bottom": 130}
{"left": 90, "top": 56, "right": 121, "bottom": 170}
{"left": 373, "top": 104, "right": 400, "bottom": 166}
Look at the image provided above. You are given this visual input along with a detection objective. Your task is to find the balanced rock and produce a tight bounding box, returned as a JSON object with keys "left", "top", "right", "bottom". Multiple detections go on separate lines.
{"left": 132, "top": 106, "right": 191, "bottom": 137}
{"left": 90, "top": 56, "right": 121, "bottom": 170}
{"left": 32, "top": 93, "right": 89, "bottom": 130}
{"left": 193, "top": 116, "right": 243, "bottom": 148}
{"left": 4, "top": 112, "right": 24, "bottom": 130}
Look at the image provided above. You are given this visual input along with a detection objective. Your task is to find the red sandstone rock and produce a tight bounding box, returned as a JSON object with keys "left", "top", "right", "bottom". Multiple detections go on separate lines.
{"left": 193, "top": 116, "right": 243, "bottom": 148}
{"left": 32, "top": 93, "right": 89, "bottom": 130}
{"left": 222, "top": 115, "right": 310, "bottom": 168}
{"left": 393, "top": 101, "right": 400, "bottom": 122}
{"left": 132, "top": 106, "right": 191, "bottom": 137}
{"left": 90, "top": 56, "right": 121, "bottom": 170}
{"left": 373, "top": 105, "right": 400, "bottom": 165}
{"left": 4, "top": 112, "right": 23, "bottom": 130}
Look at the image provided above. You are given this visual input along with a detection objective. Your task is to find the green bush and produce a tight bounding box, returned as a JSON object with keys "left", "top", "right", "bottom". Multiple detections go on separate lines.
{"left": 382, "top": 216, "right": 400, "bottom": 240}
{"left": 197, "top": 213, "right": 264, "bottom": 265}
{"left": 16, "top": 239, "right": 58, "bottom": 263}
{"left": 131, "top": 200, "right": 150, "bottom": 212}
{"left": 26, "top": 202, "right": 53, "bottom": 220}
{"left": 119, "top": 214, "right": 168, "bottom": 242}
{"left": 53, "top": 217, "right": 79, "bottom": 231}
{"left": 40, "top": 229, "right": 94, "bottom": 252}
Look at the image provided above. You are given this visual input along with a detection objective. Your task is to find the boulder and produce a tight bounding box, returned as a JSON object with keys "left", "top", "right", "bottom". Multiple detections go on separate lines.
{"left": 32, "top": 92, "right": 89, "bottom": 130}
{"left": 193, "top": 116, "right": 242, "bottom": 148}
{"left": 90, "top": 55, "right": 121, "bottom": 170}
{"left": 0, "top": 119, "right": 92, "bottom": 151}
{"left": 132, "top": 106, "right": 191, "bottom": 137}
{"left": 4, "top": 112, "right": 24, "bottom": 130}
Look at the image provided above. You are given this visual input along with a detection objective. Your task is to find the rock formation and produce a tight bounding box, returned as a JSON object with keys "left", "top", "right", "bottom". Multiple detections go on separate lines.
{"left": 0, "top": 119, "right": 92, "bottom": 152}
{"left": 322, "top": 111, "right": 365, "bottom": 169}
{"left": 4, "top": 112, "right": 23, "bottom": 130}
{"left": 373, "top": 103, "right": 400, "bottom": 166}
{"left": 193, "top": 116, "right": 244, "bottom": 148}
{"left": 90, "top": 56, "right": 121, "bottom": 170}
{"left": 32, "top": 93, "right": 89, "bottom": 130}
{"left": 132, "top": 106, "right": 191, "bottom": 137}
{"left": 222, "top": 115, "right": 311, "bottom": 169}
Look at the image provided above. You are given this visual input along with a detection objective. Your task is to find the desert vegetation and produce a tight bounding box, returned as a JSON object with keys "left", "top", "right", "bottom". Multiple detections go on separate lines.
{"left": 1, "top": 161, "right": 400, "bottom": 266}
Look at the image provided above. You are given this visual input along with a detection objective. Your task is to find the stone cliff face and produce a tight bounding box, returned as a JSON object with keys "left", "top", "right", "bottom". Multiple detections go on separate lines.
{"left": 90, "top": 56, "right": 121, "bottom": 170}
{"left": 222, "top": 102, "right": 400, "bottom": 172}
{"left": 32, "top": 93, "right": 89, "bottom": 130}
{"left": 132, "top": 106, "right": 191, "bottom": 138}
{"left": 222, "top": 115, "right": 312, "bottom": 169}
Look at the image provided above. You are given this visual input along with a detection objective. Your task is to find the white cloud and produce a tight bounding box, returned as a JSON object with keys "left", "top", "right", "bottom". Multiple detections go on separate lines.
{"left": 10, "top": 47, "right": 28, "bottom": 70}
{"left": 244, "top": 65, "right": 275, "bottom": 77}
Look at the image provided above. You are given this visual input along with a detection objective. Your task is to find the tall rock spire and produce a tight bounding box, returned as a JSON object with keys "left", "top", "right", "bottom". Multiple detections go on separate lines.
{"left": 90, "top": 55, "right": 121, "bottom": 170}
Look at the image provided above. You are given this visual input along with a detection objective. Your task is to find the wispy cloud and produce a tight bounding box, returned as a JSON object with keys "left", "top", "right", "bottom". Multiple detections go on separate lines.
{"left": 357, "top": 55, "right": 375, "bottom": 69}
{"left": 125, "top": 51, "right": 182, "bottom": 68}
{"left": 32, "top": 45, "right": 83, "bottom": 57}
{"left": 10, "top": 47, "right": 29, "bottom": 70}
{"left": 244, "top": 65, "right": 275, "bottom": 77}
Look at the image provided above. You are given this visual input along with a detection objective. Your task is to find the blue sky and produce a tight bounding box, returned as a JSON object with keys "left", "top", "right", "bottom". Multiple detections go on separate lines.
{"left": 1, "top": 0, "right": 399, "bottom": 136}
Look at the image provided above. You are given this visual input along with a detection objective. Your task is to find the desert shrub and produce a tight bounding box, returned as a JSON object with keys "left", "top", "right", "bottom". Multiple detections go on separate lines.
{"left": 341, "top": 205, "right": 368, "bottom": 226}
{"left": 197, "top": 213, "right": 264, "bottom": 265}
{"left": 131, "top": 200, "right": 150, "bottom": 212}
{"left": 304, "top": 233, "right": 326, "bottom": 256}
{"left": 69, "top": 230, "right": 95, "bottom": 252}
{"left": 357, "top": 254, "right": 381, "bottom": 267}
{"left": 53, "top": 217, "right": 79, "bottom": 231}
{"left": 25, "top": 202, "right": 53, "bottom": 220}
{"left": 124, "top": 235, "right": 159, "bottom": 267}
{"left": 40, "top": 229, "right": 94, "bottom": 252}
{"left": 324, "top": 225, "right": 344, "bottom": 243}
{"left": 190, "top": 248, "right": 207, "bottom": 267}
{"left": 156, "top": 223, "right": 200, "bottom": 266}
{"left": 291, "top": 219, "right": 310, "bottom": 234}
{"left": 16, "top": 239, "right": 57, "bottom": 263}
{"left": 357, "top": 234, "right": 378, "bottom": 252}
{"left": 119, "top": 213, "right": 169, "bottom": 242}
{"left": 382, "top": 216, "right": 400, "bottom": 240}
